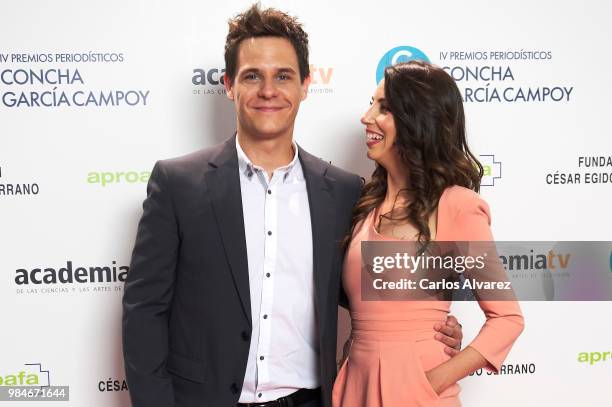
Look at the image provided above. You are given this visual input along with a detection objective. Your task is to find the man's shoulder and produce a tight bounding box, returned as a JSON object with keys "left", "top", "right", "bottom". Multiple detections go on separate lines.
{"left": 298, "top": 147, "right": 360, "bottom": 184}
{"left": 154, "top": 139, "right": 232, "bottom": 178}
{"left": 325, "top": 162, "right": 362, "bottom": 186}
{"left": 298, "top": 148, "right": 363, "bottom": 201}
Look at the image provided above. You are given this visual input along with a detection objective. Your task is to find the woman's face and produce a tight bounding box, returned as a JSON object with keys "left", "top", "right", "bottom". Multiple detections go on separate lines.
{"left": 361, "top": 81, "right": 398, "bottom": 166}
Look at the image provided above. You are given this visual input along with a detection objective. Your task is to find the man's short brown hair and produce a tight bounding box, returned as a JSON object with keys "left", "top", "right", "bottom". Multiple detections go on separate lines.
{"left": 224, "top": 4, "right": 310, "bottom": 84}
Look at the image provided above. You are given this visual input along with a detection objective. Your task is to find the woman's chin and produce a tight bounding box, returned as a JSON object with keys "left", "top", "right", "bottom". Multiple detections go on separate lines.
{"left": 366, "top": 149, "right": 386, "bottom": 165}
{"left": 366, "top": 149, "right": 379, "bottom": 161}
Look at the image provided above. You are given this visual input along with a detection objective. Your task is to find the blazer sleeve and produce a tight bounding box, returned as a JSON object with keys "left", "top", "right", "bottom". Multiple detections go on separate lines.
{"left": 339, "top": 174, "right": 364, "bottom": 310}
{"left": 451, "top": 192, "right": 525, "bottom": 373}
{"left": 122, "top": 161, "right": 178, "bottom": 407}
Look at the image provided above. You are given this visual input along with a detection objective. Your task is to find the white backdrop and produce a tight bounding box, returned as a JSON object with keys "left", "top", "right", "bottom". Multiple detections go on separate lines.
{"left": 1, "top": 0, "right": 611, "bottom": 405}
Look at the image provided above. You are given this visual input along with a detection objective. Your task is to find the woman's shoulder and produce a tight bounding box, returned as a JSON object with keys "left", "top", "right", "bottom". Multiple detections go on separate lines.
{"left": 438, "top": 185, "right": 489, "bottom": 215}
{"left": 438, "top": 185, "right": 491, "bottom": 231}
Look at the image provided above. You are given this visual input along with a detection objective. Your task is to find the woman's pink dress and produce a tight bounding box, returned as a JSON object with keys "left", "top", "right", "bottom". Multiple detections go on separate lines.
{"left": 332, "top": 186, "right": 524, "bottom": 406}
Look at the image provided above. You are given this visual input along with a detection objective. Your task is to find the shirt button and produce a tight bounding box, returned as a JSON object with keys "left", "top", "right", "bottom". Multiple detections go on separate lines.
{"left": 258, "top": 393, "right": 263, "bottom": 398}
{"left": 260, "top": 356, "right": 264, "bottom": 361}
{"left": 267, "top": 231, "right": 272, "bottom": 236}
{"left": 266, "top": 273, "right": 270, "bottom": 278}
{"left": 267, "top": 189, "right": 272, "bottom": 194}
{"left": 263, "top": 314, "right": 268, "bottom": 319}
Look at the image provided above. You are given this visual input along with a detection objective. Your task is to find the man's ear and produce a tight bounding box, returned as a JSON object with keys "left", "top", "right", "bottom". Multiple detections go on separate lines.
{"left": 301, "top": 75, "right": 311, "bottom": 101}
{"left": 224, "top": 73, "right": 234, "bottom": 100}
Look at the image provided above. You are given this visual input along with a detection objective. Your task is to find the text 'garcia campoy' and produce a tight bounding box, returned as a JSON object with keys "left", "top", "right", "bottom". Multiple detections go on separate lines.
{"left": 1, "top": 68, "right": 150, "bottom": 108}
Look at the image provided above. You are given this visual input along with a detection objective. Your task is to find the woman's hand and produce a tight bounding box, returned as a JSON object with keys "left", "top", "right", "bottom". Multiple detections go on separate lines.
{"left": 425, "top": 367, "right": 447, "bottom": 395}
{"left": 425, "top": 346, "right": 489, "bottom": 396}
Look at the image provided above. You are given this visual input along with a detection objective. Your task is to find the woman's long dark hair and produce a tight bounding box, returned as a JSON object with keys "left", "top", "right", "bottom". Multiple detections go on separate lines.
{"left": 346, "top": 60, "right": 483, "bottom": 246}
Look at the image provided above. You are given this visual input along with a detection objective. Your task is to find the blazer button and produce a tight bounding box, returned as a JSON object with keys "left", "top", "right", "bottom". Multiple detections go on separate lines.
{"left": 241, "top": 331, "right": 250, "bottom": 341}
{"left": 230, "top": 382, "right": 240, "bottom": 394}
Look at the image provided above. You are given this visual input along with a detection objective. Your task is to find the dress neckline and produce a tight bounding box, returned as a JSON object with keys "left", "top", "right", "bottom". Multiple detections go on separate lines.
{"left": 369, "top": 189, "right": 447, "bottom": 242}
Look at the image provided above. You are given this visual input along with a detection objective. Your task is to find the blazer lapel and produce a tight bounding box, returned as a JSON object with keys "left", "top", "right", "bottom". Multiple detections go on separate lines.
{"left": 204, "top": 136, "right": 251, "bottom": 326}
{"left": 299, "top": 147, "right": 337, "bottom": 332}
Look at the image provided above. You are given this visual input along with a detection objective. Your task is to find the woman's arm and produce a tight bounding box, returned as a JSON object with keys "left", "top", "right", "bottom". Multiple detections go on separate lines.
{"left": 426, "top": 346, "right": 487, "bottom": 393}
{"left": 425, "top": 187, "right": 525, "bottom": 393}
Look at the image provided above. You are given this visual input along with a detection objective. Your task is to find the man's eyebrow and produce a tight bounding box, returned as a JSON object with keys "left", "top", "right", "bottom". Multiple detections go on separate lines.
{"left": 239, "top": 67, "right": 261, "bottom": 75}
{"left": 238, "top": 67, "right": 297, "bottom": 76}
{"left": 277, "top": 67, "right": 297, "bottom": 74}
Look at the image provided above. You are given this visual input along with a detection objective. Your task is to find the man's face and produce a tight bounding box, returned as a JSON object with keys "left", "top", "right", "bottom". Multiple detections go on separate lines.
{"left": 225, "top": 36, "right": 310, "bottom": 141}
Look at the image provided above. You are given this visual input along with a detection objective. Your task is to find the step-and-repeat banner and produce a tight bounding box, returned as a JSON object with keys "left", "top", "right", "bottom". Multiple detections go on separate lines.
{"left": 1, "top": 0, "right": 611, "bottom": 405}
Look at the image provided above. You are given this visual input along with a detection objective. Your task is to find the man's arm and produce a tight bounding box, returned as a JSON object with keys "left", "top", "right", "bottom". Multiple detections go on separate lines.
{"left": 122, "top": 161, "right": 179, "bottom": 407}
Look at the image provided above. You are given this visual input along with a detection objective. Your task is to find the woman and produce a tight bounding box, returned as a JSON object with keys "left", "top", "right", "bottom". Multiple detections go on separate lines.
{"left": 332, "top": 61, "right": 524, "bottom": 406}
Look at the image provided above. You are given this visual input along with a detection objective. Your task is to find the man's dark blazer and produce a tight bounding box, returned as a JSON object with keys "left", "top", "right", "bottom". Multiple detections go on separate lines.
{"left": 122, "top": 135, "right": 363, "bottom": 407}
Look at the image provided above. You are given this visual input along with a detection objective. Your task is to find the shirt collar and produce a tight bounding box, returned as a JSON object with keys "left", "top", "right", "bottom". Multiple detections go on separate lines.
{"left": 235, "top": 135, "right": 301, "bottom": 182}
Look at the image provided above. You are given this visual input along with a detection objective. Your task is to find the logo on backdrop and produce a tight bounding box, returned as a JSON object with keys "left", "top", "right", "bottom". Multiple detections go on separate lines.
{"left": 0, "top": 165, "right": 40, "bottom": 197}
{"left": 544, "top": 155, "right": 612, "bottom": 186}
{"left": 375, "top": 46, "right": 574, "bottom": 103}
{"left": 14, "top": 261, "right": 129, "bottom": 296}
{"left": 308, "top": 64, "right": 334, "bottom": 95}
{"left": 479, "top": 154, "right": 502, "bottom": 187}
{"left": 0, "top": 363, "right": 70, "bottom": 401}
{"left": 578, "top": 351, "right": 611, "bottom": 366}
{"left": 0, "top": 363, "right": 50, "bottom": 386}
{"left": 438, "top": 49, "right": 572, "bottom": 103}
{"left": 376, "top": 46, "right": 430, "bottom": 84}
{"left": 98, "top": 377, "right": 129, "bottom": 392}
{"left": 0, "top": 51, "right": 150, "bottom": 108}
{"left": 469, "top": 362, "right": 536, "bottom": 377}
{"left": 86, "top": 170, "right": 151, "bottom": 187}
{"left": 499, "top": 249, "right": 571, "bottom": 273}
{"left": 192, "top": 67, "right": 227, "bottom": 96}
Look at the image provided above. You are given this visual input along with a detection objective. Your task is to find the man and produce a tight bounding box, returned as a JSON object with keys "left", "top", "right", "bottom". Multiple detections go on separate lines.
{"left": 122, "top": 5, "right": 463, "bottom": 407}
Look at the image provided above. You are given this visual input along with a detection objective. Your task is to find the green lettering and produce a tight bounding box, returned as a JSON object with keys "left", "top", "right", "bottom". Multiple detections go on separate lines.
{"left": 482, "top": 165, "right": 492, "bottom": 177}
{"left": 87, "top": 172, "right": 100, "bottom": 184}
{"left": 590, "top": 352, "right": 602, "bottom": 365}
{"left": 125, "top": 172, "right": 138, "bottom": 183}
{"left": 101, "top": 172, "right": 114, "bottom": 187}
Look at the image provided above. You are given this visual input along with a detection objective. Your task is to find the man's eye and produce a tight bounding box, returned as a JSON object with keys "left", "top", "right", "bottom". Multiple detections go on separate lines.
{"left": 278, "top": 74, "right": 289, "bottom": 80}
{"left": 245, "top": 73, "right": 258, "bottom": 80}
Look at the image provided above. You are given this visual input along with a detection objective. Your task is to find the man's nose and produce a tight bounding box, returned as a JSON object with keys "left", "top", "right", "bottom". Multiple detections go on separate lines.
{"left": 258, "top": 78, "right": 278, "bottom": 99}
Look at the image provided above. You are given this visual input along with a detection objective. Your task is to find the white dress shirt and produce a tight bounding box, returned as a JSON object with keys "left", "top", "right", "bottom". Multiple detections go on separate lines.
{"left": 236, "top": 137, "right": 319, "bottom": 403}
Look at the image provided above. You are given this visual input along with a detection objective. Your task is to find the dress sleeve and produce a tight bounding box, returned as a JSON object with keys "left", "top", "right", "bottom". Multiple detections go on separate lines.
{"left": 451, "top": 192, "right": 525, "bottom": 373}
